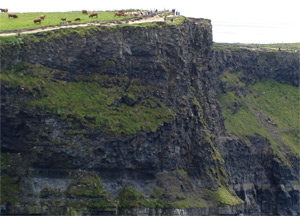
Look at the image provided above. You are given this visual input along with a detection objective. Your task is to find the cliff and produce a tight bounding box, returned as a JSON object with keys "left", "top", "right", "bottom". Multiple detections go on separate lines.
{"left": 0, "top": 18, "right": 299, "bottom": 215}
{"left": 212, "top": 44, "right": 299, "bottom": 215}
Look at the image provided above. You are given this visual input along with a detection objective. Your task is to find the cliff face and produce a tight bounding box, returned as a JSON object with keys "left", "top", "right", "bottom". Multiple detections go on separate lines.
{"left": 212, "top": 45, "right": 299, "bottom": 215}
{"left": 1, "top": 19, "right": 299, "bottom": 216}
{"left": 212, "top": 44, "right": 299, "bottom": 86}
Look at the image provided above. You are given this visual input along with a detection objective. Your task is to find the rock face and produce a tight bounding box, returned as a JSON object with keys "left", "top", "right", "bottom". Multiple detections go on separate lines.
{"left": 1, "top": 18, "right": 299, "bottom": 215}
{"left": 212, "top": 45, "right": 299, "bottom": 216}
{"left": 212, "top": 45, "right": 299, "bottom": 86}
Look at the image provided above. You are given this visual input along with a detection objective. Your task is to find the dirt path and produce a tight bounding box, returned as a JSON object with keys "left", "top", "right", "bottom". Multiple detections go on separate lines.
{"left": 0, "top": 15, "right": 165, "bottom": 37}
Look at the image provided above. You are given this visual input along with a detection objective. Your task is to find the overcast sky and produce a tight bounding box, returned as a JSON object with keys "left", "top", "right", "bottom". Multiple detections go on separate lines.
{"left": 2, "top": 0, "right": 300, "bottom": 43}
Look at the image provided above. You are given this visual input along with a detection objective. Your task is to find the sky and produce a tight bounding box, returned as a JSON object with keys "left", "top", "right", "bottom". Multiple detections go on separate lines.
{"left": 2, "top": 0, "right": 300, "bottom": 43}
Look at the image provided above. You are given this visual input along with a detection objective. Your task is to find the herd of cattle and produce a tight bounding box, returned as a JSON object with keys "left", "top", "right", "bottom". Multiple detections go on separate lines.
{"left": 3, "top": 9, "right": 152, "bottom": 25}
{"left": 5, "top": 10, "right": 99, "bottom": 24}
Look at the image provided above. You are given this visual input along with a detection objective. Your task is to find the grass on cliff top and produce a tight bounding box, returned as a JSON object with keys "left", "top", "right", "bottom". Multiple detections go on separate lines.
{"left": 0, "top": 14, "right": 186, "bottom": 47}
{"left": 253, "top": 43, "right": 300, "bottom": 51}
{"left": 0, "top": 11, "right": 184, "bottom": 32}
{"left": 0, "top": 11, "right": 129, "bottom": 32}
{"left": 219, "top": 72, "right": 300, "bottom": 164}
{"left": 0, "top": 63, "right": 174, "bottom": 136}
{"left": 213, "top": 42, "right": 300, "bottom": 52}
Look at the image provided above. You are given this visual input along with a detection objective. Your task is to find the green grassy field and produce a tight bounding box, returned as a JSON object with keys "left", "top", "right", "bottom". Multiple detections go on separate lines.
{"left": 0, "top": 11, "right": 129, "bottom": 32}
{"left": 213, "top": 42, "right": 300, "bottom": 52}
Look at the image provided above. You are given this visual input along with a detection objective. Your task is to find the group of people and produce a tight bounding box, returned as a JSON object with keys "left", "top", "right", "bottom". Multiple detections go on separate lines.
{"left": 171, "top": 9, "right": 180, "bottom": 16}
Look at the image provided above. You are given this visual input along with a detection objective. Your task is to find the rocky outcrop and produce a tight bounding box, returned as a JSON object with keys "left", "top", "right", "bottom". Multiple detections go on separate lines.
{"left": 0, "top": 18, "right": 299, "bottom": 216}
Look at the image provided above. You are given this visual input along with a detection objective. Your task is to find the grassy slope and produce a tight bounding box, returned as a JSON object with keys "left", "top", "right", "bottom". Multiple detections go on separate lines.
{"left": 0, "top": 63, "right": 174, "bottom": 136}
{"left": 219, "top": 72, "right": 299, "bottom": 164}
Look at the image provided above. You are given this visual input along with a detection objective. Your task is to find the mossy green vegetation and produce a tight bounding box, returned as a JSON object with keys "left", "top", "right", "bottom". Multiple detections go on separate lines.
{"left": 0, "top": 63, "right": 174, "bottom": 136}
{"left": 40, "top": 187, "right": 63, "bottom": 199}
{"left": 0, "top": 25, "right": 100, "bottom": 47}
{"left": 151, "top": 169, "right": 209, "bottom": 208}
{"left": 219, "top": 72, "right": 300, "bottom": 164}
{"left": 192, "top": 96, "right": 228, "bottom": 186}
{"left": 151, "top": 169, "right": 239, "bottom": 208}
{"left": 67, "top": 173, "right": 106, "bottom": 198}
{"left": 219, "top": 71, "right": 245, "bottom": 91}
{"left": 67, "top": 207, "right": 82, "bottom": 216}
{"left": 0, "top": 35, "right": 19, "bottom": 46}
{"left": 0, "top": 174, "right": 20, "bottom": 204}
{"left": 203, "top": 129, "right": 228, "bottom": 187}
{"left": 118, "top": 186, "right": 151, "bottom": 208}
{"left": 67, "top": 172, "right": 116, "bottom": 209}
{"left": 205, "top": 186, "right": 244, "bottom": 206}
{"left": 170, "top": 197, "right": 208, "bottom": 209}
{"left": 0, "top": 153, "right": 20, "bottom": 204}
{"left": 0, "top": 153, "right": 11, "bottom": 171}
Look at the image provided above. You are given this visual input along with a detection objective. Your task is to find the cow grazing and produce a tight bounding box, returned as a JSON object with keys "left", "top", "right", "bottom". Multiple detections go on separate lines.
{"left": 89, "top": 13, "right": 98, "bottom": 18}
{"left": 74, "top": 18, "right": 80, "bottom": 21}
{"left": 67, "top": 20, "right": 72, "bottom": 24}
{"left": 40, "top": 15, "right": 46, "bottom": 20}
{"left": 114, "top": 12, "right": 125, "bottom": 17}
{"left": 82, "top": 10, "right": 88, "bottom": 15}
{"left": 61, "top": 18, "right": 66, "bottom": 21}
{"left": 0, "top": 8, "right": 8, "bottom": 13}
{"left": 33, "top": 18, "right": 41, "bottom": 24}
{"left": 8, "top": 14, "right": 18, "bottom": 18}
